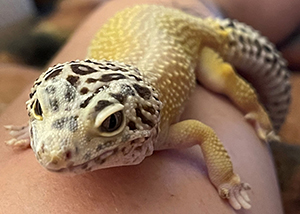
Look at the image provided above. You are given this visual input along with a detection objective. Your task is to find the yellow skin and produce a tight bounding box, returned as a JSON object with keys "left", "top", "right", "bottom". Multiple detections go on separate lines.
{"left": 6, "top": 4, "right": 288, "bottom": 210}
{"left": 88, "top": 5, "right": 273, "bottom": 210}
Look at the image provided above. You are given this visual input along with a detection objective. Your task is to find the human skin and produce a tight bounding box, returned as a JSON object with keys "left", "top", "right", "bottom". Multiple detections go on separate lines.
{"left": 0, "top": 0, "right": 284, "bottom": 213}
{"left": 213, "top": 0, "right": 300, "bottom": 43}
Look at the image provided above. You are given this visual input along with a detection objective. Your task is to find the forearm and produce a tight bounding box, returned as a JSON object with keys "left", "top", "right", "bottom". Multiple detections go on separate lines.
{"left": 0, "top": 0, "right": 283, "bottom": 213}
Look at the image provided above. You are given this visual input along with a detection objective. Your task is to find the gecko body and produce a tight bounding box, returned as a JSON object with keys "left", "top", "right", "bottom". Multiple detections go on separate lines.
{"left": 6, "top": 5, "right": 291, "bottom": 210}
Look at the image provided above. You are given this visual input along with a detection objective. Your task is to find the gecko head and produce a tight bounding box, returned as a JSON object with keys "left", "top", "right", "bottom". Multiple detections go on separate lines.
{"left": 27, "top": 60, "right": 161, "bottom": 173}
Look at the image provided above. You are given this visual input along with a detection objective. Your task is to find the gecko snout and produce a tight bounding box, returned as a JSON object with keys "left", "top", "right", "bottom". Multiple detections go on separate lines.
{"left": 40, "top": 150, "right": 74, "bottom": 171}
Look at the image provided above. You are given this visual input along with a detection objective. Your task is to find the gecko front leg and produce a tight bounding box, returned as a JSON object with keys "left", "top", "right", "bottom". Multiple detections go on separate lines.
{"left": 4, "top": 123, "right": 31, "bottom": 149}
{"left": 157, "top": 120, "right": 251, "bottom": 210}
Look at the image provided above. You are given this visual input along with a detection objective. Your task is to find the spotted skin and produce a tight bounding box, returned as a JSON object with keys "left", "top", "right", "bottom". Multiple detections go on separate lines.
{"left": 5, "top": 5, "right": 291, "bottom": 210}
{"left": 25, "top": 60, "right": 161, "bottom": 174}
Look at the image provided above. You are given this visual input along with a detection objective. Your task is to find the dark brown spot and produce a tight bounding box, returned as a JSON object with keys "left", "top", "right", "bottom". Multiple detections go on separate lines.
{"left": 240, "top": 28, "right": 247, "bottom": 33}
{"left": 135, "top": 108, "right": 155, "bottom": 127}
{"left": 95, "top": 158, "right": 106, "bottom": 165}
{"left": 254, "top": 39, "right": 262, "bottom": 57}
{"left": 95, "top": 100, "right": 113, "bottom": 112}
{"left": 133, "top": 84, "right": 151, "bottom": 100}
{"left": 99, "top": 66, "right": 110, "bottom": 70}
{"left": 83, "top": 153, "right": 91, "bottom": 160}
{"left": 113, "top": 147, "right": 118, "bottom": 154}
{"left": 68, "top": 116, "right": 78, "bottom": 132}
{"left": 45, "top": 85, "right": 56, "bottom": 94}
{"left": 29, "top": 98, "right": 37, "bottom": 110}
{"left": 129, "top": 74, "right": 142, "bottom": 81}
{"left": 65, "top": 86, "right": 76, "bottom": 102}
{"left": 143, "top": 105, "right": 156, "bottom": 114}
{"left": 51, "top": 116, "right": 78, "bottom": 131}
{"left": 80, "top": 95, "right": 94, "bottom": 108}
{"left": 106, "top": 62, "right": 115, "bottom": 66}
{"left": 96, "top": 144, "right": 103, "bottom": 152}
{"left": 133, "top": 68, "right": 141, "bottom": 75}
{"left": 41, "top": 144, "right": 45, "bottom": 153}
{"left": 100, "top": 73, "right": 126, "bottom": 82}
{"left": 81, "top": 163, "right": 88, "bottom": 169}
{"left": 29, "top": 90, "right": 36, "bottom": 98}
{"left": 49, "top": 99, "right": 59, "bottom": 111}
{"left": 121, "top": 84, "right": 135, "bottom": 96}
{"left": 120, "top": 67, "right": 129, "bottom": 72}
{"left": 226, "top": 20, "right": 235, "bottom": 28}
{"left": 128, "top": 121, "right": 137, "bottom": 130}
{"left": 265, "top": 57, "right": 273, "bottom": 63}
{"left": 71, "top": 64, "right": 98, "bottom": 75}
{"left": 111, "top": 93, "right": 125, "bottom": 104}
{"left": 238, "top": 35, "right": 245, "bottom": 43}
{"left": 30, "top": 127, "right": 34, "bottom": 140}
{"left": 80, "top": 87, "right": 89, "bottom": 94}
{"left": 86, "top": 78, "right": 98, "bottom": 83}
{"left": 44, "top": 68, "right": 63, "bottom": 80}
{"left": 66, "top": 75, "right": 79, "bottom": 86}
{"left": 65, "top": 150, "right": 72, "bottom": 160}
{"left": 228, "top": 41, "right": 237, "bottom": 46}
{"left": 263, "top": 45, "right": 272, "bottom": 52}
{"left": 52, "top": 117, "right": 66, "bottom": 130}
{"left": 34, "top": 81, "right": 42, "bottom": 86}
{"left": 95, "top": 85, "right": 108, "bottom": 93}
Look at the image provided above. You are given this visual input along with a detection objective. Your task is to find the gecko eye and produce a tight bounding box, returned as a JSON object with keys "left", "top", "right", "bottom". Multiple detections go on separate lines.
{"left": 33, "top": 99, "right": 43, "bottom": 120}
{"left": 99, "top": 111, "right": 123, "bottom": 132}
{"left": 94, "top": 103, "right": 125, "bottom": 137}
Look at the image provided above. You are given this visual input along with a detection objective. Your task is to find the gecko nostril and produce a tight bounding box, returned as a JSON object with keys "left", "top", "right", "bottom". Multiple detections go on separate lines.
{"left": 65, "top": 150, "right": 72, "bottom": 160}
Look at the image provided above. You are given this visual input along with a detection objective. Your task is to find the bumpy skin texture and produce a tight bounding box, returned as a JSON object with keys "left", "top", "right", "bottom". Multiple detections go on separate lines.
{"left": 27, "top": 60, "right": 161, "bottom": 173}
{"left": 5, "top": 5, "right": 291, "bottom": 210}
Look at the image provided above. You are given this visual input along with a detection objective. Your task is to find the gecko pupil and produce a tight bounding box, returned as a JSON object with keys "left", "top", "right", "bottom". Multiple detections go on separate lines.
{"left": 34, "top": 99, "right": 43, "bottom": 116}
{"left": 100, "top": 111, "right": 123, "bottom": 132}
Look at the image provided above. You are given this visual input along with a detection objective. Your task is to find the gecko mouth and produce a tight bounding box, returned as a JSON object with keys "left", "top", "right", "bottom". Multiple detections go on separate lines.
{"left": 46, "top": 137, "right": 149, "bottom": 173}
{"left": 46, "top": 147, "right": 119, "bottom": 173}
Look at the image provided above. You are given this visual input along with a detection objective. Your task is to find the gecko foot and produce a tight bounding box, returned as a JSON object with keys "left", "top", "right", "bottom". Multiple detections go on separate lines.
{"left": 217, "top": 174, "right": 251, "bottom": 210}
{"left": 4, "top": 124, "right": 31, "bottom": 149}
{"left": 245, "top": 112, "right": 279, "bottom": 142}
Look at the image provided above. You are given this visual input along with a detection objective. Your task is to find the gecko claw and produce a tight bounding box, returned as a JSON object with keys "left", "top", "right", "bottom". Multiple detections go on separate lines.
{"left": 245, "top": 112, "right": 275, "bottom": 143}
{"left": 217, "top": 174, "right": 251, "bottom": 210}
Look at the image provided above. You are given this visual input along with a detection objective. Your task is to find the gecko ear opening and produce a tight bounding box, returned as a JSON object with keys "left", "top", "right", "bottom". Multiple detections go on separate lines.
{"left": 95, "top": 104, "right": 126, "bottom": 137}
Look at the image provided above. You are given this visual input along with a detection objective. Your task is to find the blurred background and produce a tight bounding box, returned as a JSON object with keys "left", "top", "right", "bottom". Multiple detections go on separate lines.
{"left": 0, "top": 0, "right": 299, "bottom": 213}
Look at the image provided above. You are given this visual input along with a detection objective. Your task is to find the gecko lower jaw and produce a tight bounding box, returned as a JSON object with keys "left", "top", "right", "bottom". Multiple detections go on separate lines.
{"left": 41, "top": 137, "right": 149, "bottom": 173}
{"left": 43, "top": 147, "right": 119, "bottom": 173}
